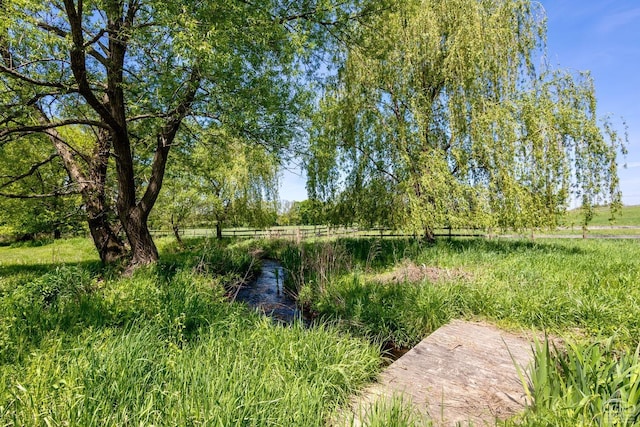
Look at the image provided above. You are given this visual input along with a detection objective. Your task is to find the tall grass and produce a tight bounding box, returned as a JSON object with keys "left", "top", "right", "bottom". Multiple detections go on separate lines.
{"left": 270, "top": 238, "right": 640, "bottom": 349}
{"left": 266, "top": 237, "right": 640, "bottom": 424}
{"left": 512, "top": 338, "right": 640, "bottom": 426}
{"left": 0, "top": 238, "right": 383, "bottom": 426}
{"left": 3, "top": 235, "right": 640, "bottom": 425}
{"left": 1, "top": 320, "right": 380, "bottom": 426}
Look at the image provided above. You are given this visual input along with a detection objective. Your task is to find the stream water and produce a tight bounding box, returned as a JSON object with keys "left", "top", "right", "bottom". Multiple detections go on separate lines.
{"left": 234, "top": 259, "right": 304, "bottom": 324}
{"left": 235, "top": 259, "right": 410, "bottom": 362}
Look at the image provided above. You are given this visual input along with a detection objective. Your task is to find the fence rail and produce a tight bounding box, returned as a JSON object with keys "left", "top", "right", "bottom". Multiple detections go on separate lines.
{"left": 150, "top": 226, "right": 488, "bottom": 240}
{"left": 149, "top": 225, "right": 640, "bottom": 241}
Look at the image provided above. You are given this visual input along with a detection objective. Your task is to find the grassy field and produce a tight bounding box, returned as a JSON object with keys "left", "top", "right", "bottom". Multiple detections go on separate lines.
{"left": 562, "top": 204, "right": 640, "bottom": 227}
{"left": 1, "top": 236, "right": 639, "bottom": 425}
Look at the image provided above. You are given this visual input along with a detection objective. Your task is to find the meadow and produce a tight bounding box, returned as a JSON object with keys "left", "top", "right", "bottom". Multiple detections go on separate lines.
{"left": 1, "top": 233, "right": 639, "bottom": 425}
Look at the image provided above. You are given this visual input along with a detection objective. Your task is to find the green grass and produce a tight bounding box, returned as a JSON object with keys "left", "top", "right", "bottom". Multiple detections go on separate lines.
{"left": 2, "top": 235, "right": 640, "bottom": 425}
{"left": 270, "top": 238, "right": 640, "bottom": 346}
{"left": 0, "top": 237, "right": 99, "bottom": 266}
{"left": 1, "top": 320, "right": 380, "bottom": 426}
{"left": 562, "top": 204, "right": 640, "bottom": 227}
{"left": 0, "top": 238, "right": 382, "bottom": 426}
{"left": 541, "top": 228, "right": 640, "bottom": 237}
{"left": 264, "top": 237, "right": 640, "bottom": 425}
{"left": 510, "top": 337, "right": 640, "bottom": 426}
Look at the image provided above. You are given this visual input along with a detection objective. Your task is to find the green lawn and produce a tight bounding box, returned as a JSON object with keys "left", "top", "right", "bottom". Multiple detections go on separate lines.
{"left": 0, "top": 237, "right": 99, "bottom": 266}
{"left": 562, "top": 204, "right": 640, "bottom": 227}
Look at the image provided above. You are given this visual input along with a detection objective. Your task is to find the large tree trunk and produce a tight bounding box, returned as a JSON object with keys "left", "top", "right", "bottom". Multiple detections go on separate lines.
{"left": 123, "top": 208, "right": 159, "bottom": 266}
{"left": 216, "top": 221, "right": 223, "bottom": 240}
{"left": 87, "top": 215, "right": 126, "bottom": 264}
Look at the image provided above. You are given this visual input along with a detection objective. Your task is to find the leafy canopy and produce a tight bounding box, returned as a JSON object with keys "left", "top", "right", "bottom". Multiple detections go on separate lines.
{"left": 308, "top": 0, "right": 626, "bottom": 232}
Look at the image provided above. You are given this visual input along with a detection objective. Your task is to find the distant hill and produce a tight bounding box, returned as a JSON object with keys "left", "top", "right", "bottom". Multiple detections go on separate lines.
{"left": 562, "top": 205, "right": 640, "bottom": 227}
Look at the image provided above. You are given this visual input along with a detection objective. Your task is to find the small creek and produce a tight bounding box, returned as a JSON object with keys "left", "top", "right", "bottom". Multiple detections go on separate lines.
{"left": 234, "top": 259, "right": 304, "bottom": 324}
{"left": 234, "top": 259, "right": 410, "bottom": 363}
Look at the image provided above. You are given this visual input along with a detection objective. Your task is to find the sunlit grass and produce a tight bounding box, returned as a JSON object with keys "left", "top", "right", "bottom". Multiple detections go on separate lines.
{"left": 0, "top": 239, "right": 382, "bottom": 426}
{"left": 268, "top": 237, "right": 640, "bottom": 425}
{"left": 0, "top": 237, "right": 99, "bottom": 266}
{"left": 271, "top": 238, "right": 640, "bottom": 347}
{"left": 562, "top": 204, "right": 640, "bottom": 227}
{"left": 2, "top": 235, "right": 640, "bottom": 425}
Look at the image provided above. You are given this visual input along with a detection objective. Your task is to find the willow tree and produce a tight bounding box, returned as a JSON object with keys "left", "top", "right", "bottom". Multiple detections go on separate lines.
{"left": 0, "top": 0, "right": 370, "bottom": 266}
{"left": 308, "top": 0, "right": 626, "bottom": 236}
{"left": 153, "top": 133, "right": 279, "bottom": 241}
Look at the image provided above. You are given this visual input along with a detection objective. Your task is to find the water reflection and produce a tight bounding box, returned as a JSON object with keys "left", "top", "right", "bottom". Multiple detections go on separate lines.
{"left": 234, "top": 259, "right": 303, "bottom": 324}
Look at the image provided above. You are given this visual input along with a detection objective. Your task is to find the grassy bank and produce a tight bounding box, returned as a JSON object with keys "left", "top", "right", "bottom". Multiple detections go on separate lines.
{"left": 269, "top": 238, "right": 640, "bottom": 346}
{"left": 2, "top": 236, "right": 640, "bottom": 425}
{"left": 0, "top": 239, "right": 384, "bottom": 426}
{"left": 266, "top": 237, "right": 640, "bottom": 425}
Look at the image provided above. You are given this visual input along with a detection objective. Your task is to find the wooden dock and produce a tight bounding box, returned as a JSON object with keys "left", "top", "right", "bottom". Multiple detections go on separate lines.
{"left": 352, "top": 320, "right": 536, "bottom": 426}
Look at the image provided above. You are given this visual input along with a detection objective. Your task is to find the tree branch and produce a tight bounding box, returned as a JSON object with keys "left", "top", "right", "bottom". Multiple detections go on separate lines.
{"left": 37, "top": 21, "right": 67, "bottom": 38}
{"left": 0, "top": 154, "right": 58, "bottom": 189}
{"left": 0, "top": 186, "right": 78, "bottom": 199}
{"left": 138, "top": 67, "right": 201, "bottom": 214}
{"left": 63, "top": 0, "right": 120, "bottom": 131}
{"left": 0, "top": 119, "right": 110, "bottom": 140}
{"left": 0, "top": 63, "right": 68, "bottom": 88}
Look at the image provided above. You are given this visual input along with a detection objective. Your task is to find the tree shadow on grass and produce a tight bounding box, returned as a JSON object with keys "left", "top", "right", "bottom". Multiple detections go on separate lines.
{"left": 325, "top": 236, "right": 587, "bottom": 269}
{"left": 437, "top": 237, "right": 588, "bottom": 256}
{"left": 0, "top": 259, "right": 102, "bottom": 279}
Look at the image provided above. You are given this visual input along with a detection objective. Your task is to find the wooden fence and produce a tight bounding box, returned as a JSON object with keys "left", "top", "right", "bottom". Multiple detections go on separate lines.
{"left": 150, "top": 226, "right": 487, "bottom": 240}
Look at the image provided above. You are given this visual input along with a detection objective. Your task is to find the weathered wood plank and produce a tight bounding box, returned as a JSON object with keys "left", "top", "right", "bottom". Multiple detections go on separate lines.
{"left": 352, "top": 320, "right": 536, "bottom": 426}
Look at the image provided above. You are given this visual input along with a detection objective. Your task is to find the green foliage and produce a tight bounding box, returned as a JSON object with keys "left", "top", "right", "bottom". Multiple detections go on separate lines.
{"left": 0, "top": 135, "right": 85, "bottom": 241}
{"left": 2, "top": 0, "right": 353, "bottom": 262}
{"left": 0, "top": 237, "right": 382, "bottom": 426}
{"left": 151, "top": 137, "right": 280, "bottom": 233}
{"left": 273, "top": 238, "right": 640, "bottom": 349}
{"left": 308, "top": 0, "right": 626, "bottom": 233}
{"left": 279, "top": 199, "right": 328, "bottom": 226}
{"left": 511, "top": 338, "right": 640, "bottom": 426}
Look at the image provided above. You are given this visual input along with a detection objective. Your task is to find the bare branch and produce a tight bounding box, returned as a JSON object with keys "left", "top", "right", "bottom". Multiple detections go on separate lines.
{"left": 37, "top": 21, "right": 67, "bottom": 38}
{"left": 84, "top": 28, "right": 107, "bottom": 48}
{"left": 127, "top": 112, "right": 170, "bottom": 122}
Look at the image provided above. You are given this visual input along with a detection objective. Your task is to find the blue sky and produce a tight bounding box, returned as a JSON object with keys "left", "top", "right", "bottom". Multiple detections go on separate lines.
{"left": 280, "top": 0, "right": 640, "bottom": 205}
{"left": 543, "top": 0, "right": 640, "bottom": 205}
